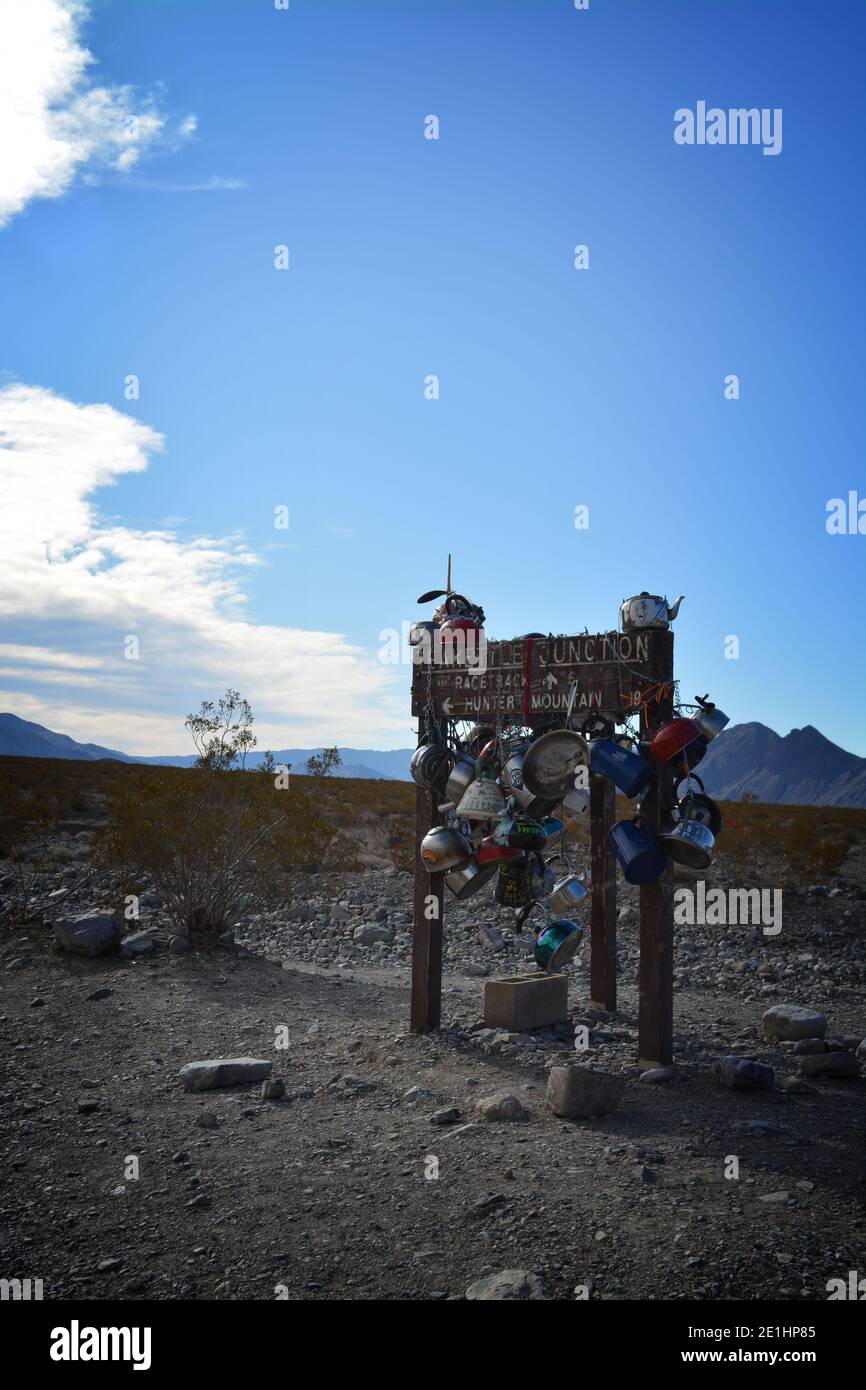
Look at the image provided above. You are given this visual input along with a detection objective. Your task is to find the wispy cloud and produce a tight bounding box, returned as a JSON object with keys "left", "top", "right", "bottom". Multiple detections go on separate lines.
{"left": 0, "top": 0, "right": 197, "bottom": 227}
{"left": 0, "top": 383, "right": 406, "bottom": 752}
{"left": 132, "top": 175, "right": 248, "bottom": 193}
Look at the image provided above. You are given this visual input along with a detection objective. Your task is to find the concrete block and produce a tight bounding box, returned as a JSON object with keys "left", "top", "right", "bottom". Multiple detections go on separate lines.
{"left": 483, "top": 973, "right": 568, "bottom": 1031}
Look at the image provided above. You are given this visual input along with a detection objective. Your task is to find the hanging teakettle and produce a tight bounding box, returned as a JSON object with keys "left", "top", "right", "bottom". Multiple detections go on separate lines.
{"left": 563, "top": 786, "right": 590, "bottom": 815}
{"left": 444, "top": 752, "right": 476, "bottom": 807}
{"left": 649, "top": 718, "right": 703, "bottom": 765}
{"left": 534, "top": 919, "right": 584, "bottom": 973}
{"left": 658, "top": 817, "right": 715, "bottom": 869}
{"left": 589, "top": 737, "right": 652, "bottom": 798}
{"left": 545, "top": 873, "right": 589, "bottom": 916}
{"left": 674, "top": 773, "right": 723, "bottom": 835}
{"left": 506, "top": 816, "right": 548, "bottom": 852}
{"left": 608, "top": 816, "right": 667, "bottom": 885}
{"left": 526, "top": 851, "right": 556, "bottom": 900}
{"left": 694, "top": 694, "right": 729, "bottom": 742}
{"left": 456, "top": 755, "right": 504, "bottom": 821}
{"left": 410, "top": 741, "right": 452, "bottom": 793}
{"left": 444, "top": 857, "right": 498, "bottom": 899}
{"left": 495, "top": 859, "right": 532, "bottom": 907}
{"left": 420, "top": 826, "right": 472, "bottom": 872}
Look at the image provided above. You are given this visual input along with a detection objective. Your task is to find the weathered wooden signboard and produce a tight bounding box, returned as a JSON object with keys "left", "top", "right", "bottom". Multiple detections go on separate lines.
{"left": 410, "top": 626, "right": 676, "bottom": 1069}
{"left": 411, "top": 630, "right": 669, "bottom": 723}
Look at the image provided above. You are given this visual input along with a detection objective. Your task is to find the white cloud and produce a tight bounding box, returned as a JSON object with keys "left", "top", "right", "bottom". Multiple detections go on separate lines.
{"left": 0, "top": 0, "right": 197, "bottom": 226}
{"left": 0, "top": 384, "right": 408, "bottom": 752}
{"left": 134, "top": 175, "right": 247, "bottom": 193}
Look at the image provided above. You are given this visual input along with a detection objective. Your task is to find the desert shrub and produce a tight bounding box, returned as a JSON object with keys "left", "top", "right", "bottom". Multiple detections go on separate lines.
{"left": 101, "top": 765, "right": 334, "bottom": 936}
{"left": 0, "top": 781, "right": 95, "bottom": 922}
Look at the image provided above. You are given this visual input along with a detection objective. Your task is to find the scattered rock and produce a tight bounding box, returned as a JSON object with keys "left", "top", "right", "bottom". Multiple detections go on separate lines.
{"left": 474, "top": 1092, "right": 528, "bottom": 1122}
{"left": 477, "top": 925, "right": 504, "bottom": 952}
{"left": 546, "top": 1067, "right": 625, "bottom": 1118}
{"left": 778, "top": 1076, "right": 817, "bottom": 1095}
{"left": 120, "top": 929, "right": 156, "bottom": 957}
{"left": 431, "top": 1107, "right": 462, "bottom": 1125}
{"left": 715, "top": 1057, "right": 775, "bottom": 1091}
{"left": 639, "top": 1066, "right": 674, "bottom": 1084}
{"left": 86, "top": 988, "right": 113, "bottom": 1002}
{"left": 465, "top": 1269, "right": 546, "bottom": 1300}
{"left": 328, "top": 1073, "right": 375, "bottom": 1096}
{"left": 261, "top": 1078, "right": 286, "bottom": 1101}
{"left": 734, "top": 1119, "right": 784, "bottom": 1137}
{"left": 799, "top": 1051, "right": 859, "bottom": 1079}
{"left": 403, "top": 1085, "right": 431, "bottom": 1103}
{"left": 352, "top": 924, "right": 393, "bottom": 946}
{"left": 178, "top": 1058, "right": 273, "bottom": 1092}
{"left": 762, "top": 1004, "right": 827, "bottom": 1043}
{"left": 54, "top": 910, "right": 122, "bottom": 957}
{"left": 471, "top": 1192, "right": 507, "bottom": 1214}
{"left": 196, "top": 1110, "right": 218, "bottom": 1129}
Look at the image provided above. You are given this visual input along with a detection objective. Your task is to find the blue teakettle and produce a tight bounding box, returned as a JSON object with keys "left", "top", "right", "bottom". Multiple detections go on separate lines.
{"left": 608, "top": 816, "right": 667, "bottom": 885}
{"left": 590, "top": 738, "right": 652, "bottom": 798}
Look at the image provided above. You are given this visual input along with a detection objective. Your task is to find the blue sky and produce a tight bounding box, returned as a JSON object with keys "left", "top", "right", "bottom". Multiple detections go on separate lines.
{"left": 1, "top": 0, "right": 864, "bottom": 755}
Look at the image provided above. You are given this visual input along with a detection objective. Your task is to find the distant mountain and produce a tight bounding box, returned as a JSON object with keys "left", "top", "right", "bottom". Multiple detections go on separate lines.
{"left": 697, "top": 722, "right": 866, "bottom": 808}
{"left": 0, "top": 714, "right": 414, "bottom": 782}
{"left": 0, "top": 713, "right": 138, "bottom": 763}
{"left": 6, "top": 710, "right": 862, "bottom": 806}
{"left": 246, "top": 748, "right": 414, "bottom": 781}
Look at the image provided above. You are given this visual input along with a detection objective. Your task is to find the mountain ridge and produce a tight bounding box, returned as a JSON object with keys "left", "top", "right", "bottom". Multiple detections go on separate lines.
{"left": 2, "top": 712, "right": 865, "bottom": 807}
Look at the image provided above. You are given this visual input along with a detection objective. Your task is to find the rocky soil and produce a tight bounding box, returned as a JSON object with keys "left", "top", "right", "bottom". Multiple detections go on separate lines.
{"left": 1, "top": 845, "right": 865, "bottom": 1302}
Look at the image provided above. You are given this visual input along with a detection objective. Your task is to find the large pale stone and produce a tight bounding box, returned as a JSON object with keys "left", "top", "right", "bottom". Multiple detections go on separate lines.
{"left": 546, "top": 1066, "right": 625, "bottom": 1118}
{"left": 761, "top": 1004, "right": 827, "bottom": 1042}
{"left": 178, "top": 1058, "right": 272, "bottom": 1091}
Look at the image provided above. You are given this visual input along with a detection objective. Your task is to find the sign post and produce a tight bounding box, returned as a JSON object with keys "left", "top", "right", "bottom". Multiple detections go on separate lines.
{"left": 409, "top": 627, "right": 675, "bottom": 1064}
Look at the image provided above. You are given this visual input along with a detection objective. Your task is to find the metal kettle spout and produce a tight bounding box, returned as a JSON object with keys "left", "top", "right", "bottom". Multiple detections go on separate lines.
{"left": 667, "top": 595, "right": 685, "bottom": 621}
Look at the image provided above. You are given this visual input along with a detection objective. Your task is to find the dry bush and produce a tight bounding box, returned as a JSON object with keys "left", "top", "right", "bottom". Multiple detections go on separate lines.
{"left": 101, "top": 766, "right": 335, "bottom": 936}
{"left": 0, "top": 776, "right": 97, "bottom": 922}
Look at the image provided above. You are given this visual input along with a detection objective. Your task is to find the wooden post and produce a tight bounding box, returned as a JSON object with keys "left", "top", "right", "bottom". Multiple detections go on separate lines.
{"left": 589, "top": 772, "right": 617, "bottom": 1010}
{"left": 638, "top": 631, "right": 675, "bottom": 1068}
{"left": 410, "top": 784, "right": 444, "bottom": 1032}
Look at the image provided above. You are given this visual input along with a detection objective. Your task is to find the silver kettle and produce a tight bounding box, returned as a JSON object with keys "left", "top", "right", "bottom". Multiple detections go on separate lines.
{"left": 694, "top": 694, "right": 729, "bottom": 741}
{"left": 620, "top": 592, "right": 684, "bottom": 630}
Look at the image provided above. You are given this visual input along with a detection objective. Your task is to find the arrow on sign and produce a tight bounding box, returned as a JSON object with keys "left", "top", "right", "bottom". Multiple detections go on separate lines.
{"left": 543, "top": 672, "right": 558, "bottom": 689}
{"left": 442, "top": 697, "right": 454, "bottom": 715}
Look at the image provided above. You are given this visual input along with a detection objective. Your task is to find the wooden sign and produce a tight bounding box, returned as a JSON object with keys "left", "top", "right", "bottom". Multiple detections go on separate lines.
{"left": 411, "top": 629, "right": 672, "bottom": 723}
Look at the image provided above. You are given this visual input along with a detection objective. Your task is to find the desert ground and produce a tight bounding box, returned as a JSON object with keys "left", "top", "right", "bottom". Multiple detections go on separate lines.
{"left": 1, "top": 758, "right": 864, "bottom": 1302}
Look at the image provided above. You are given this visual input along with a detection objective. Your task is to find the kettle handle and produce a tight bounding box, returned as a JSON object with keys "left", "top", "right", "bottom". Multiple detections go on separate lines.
{"left": 674, "top": 772, "right": 705, "bottom": 802}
